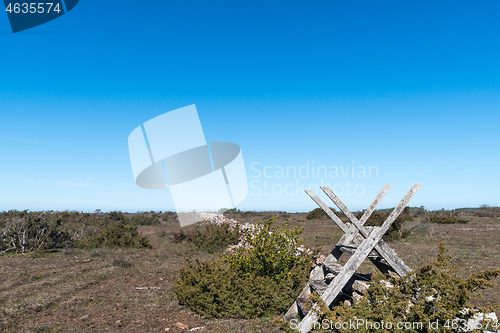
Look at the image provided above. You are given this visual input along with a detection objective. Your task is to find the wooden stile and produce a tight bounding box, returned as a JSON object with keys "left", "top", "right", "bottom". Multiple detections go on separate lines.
{"left": 284, "top": 184, "right": 421, "bottom": 333}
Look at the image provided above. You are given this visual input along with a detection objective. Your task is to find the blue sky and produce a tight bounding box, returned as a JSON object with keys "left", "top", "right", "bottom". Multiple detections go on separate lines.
{"left": 1, "top": 0, "right": 499, "bottom": 213}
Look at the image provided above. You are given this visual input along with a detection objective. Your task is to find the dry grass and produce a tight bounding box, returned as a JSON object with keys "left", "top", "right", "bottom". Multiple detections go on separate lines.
{"left": 0, "top": 212, "right": 499, "bottom": 332}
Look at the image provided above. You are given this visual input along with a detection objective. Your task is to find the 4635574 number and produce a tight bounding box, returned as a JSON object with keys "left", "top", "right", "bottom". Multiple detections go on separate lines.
{"left": 5, "top": 3, "right": 61, "bottom": 14}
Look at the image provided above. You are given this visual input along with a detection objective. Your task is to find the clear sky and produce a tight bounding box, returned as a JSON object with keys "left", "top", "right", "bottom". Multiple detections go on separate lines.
{"left": 1, "top": 0, "right": 499, "bottom": 213}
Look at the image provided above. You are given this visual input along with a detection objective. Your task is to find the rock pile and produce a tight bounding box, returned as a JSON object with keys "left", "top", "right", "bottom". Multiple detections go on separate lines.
{"left": 200, "top": 213, "right": 239, "bottom": 229}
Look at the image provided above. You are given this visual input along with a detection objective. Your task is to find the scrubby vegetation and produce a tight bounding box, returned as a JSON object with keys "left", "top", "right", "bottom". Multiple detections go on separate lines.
{"left": 76, "top": 223, "right": 151, "bottom": 249}
{"left": 1, "top": 207, "right": 499, "bottom": 332}
{"left": 0, "top": 210, "right": 170, "bottom": 254}
{"left": 171, "top": 228, "right": 194, "bottom": 243}
{"left": 227, "top": 215, "right": 314, "bottom": 280}
{"left": 172, "top": 215, "right": 316, "bottom": 318}
{"left": 191, "top": 223, "right": 240, "bottom": 253}
{"left": 0, "top": 210, "right": 73, "bottom": 254}
{"left": 307, "top": 207, "right": 331, "bottom": 220}
{"left": 292, "top": 243, "right": 500, "bottom": 333}
{"left": 220, "top": 207, "right": 241, "bottom": 214}
{"left": 425, "top": 205, "right": 500, "bottom": 219}
{"left": 428, "top": 215, "right": 468, "bottom": 224}
{"left": 172, "top": 258, "right": 309, "bottom": 319}
{"left": 454, "top": 205, "right": 500, "bottom": 217}
{"left": 171, "top": 223, "right": 240, "bottom": 253}
{"left": 223, "top": 209, "right": 291, "bottom": 221}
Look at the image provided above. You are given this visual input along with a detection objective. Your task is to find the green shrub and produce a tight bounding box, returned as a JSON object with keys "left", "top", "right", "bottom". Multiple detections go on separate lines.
{"left": 106, "top": 211, "right": 128, "bottom": 222}
{"left": 160, "top": 211, "right": 178, "bottom": 223}
{"left": 173, "top": 259, "right": 310, "bottom": 319}
{"left": 172, "top": 215, "right": 314, "bottom": 318}
{"left": 428, "top": 215, "right": 468, "bottom": 224}
{"left": 76, "top": 223, "right": 151, "bottom": 249}
{"left": 227, "top": 215, "right": 313, "bottom": 280}
{"left": 129, "top": 213, "right": 162, "bottom": 226}
{"left": 171, "top": 229, "right": 194, "bottom": 243}
{"left": 293, "top": 243, "right": 500, "bottom": 333}
{"left": 221, "top": 207, "right": 241, "bottom": 215}
{"left": 191, "top": 223, "right": 240, "bottom": 253}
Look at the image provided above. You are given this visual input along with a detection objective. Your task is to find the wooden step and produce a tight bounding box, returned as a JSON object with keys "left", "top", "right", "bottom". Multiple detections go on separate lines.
{"left": 323, "top": 262, "right": 343, "bottom": 275}
{"left": 368, "top": 255, "right": 396, "bottom": 275}
{"left": 340, "top": 245, "right": 379, "bottom": 257}
{"left": 309, "top": 279, "right": 329, "bottom": 296}
{"left": 338, "top": 245, "right": 357, "bottom": 255}
{"left": 296, "top": 296, "right": 314, "bottom": 317}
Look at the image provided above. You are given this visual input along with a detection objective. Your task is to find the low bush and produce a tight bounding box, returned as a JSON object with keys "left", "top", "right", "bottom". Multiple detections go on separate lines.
{"left": 0, "top": 210, "right": 153, "bottom": 253}
{"left": 171, "top": 229, "right": 193, "bottom": 243}
{"left": 191, "top": 223, "right": 240, "bottom": 253}
{"left": 77, "top": 223, "right": 151, "bottom": 249}
{"left": 428, "top": 215, "right": 468, "bottom": 224}
{"left": 173, "top": 259, "right": 309, "bottom": 318}
{"left": 415, "top": 205, "right": 426, "bottom": 215}
{"left": 221, "top": 208, "right": 241, "bottom": 215}
{"left": 227, "top": 215, "right": 314, "bottom": 280}
{"left": 0, "top": 211, "right": 73, "bottom": 254}
{"left": 289, "top": 243, "right": 500, "bottom": 333}
{"left": 129, "top": 212, "right": 162, "bottom": 226}
{"left": 172, "top": 215, "right": 315, "bottom": 318}
{"left": 307, "top": 207, "right": 335, "bottom": 220}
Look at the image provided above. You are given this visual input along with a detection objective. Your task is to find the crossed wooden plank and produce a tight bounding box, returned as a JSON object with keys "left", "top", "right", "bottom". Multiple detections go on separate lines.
{"left": 306, "top": 184, "right": 416, "bottom": 277}
{"left": 295, "top": 184, "right": 421, "bottom": 333}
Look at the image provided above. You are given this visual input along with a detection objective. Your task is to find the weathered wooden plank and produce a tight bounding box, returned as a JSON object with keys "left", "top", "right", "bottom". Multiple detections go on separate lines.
{"left": 283, "top": 276, "right": 314, "bottom": 322}
{"left": 322, "top": 185, "right": 411, "bottom": 275}
{"left": 376, "top": 240, "right": 411, "bottom": 276}
{"left": 331, "top": 185, "right": 391, "bottom": 246}
{"left": 322, "top": 228, "right": 382, "bottom": 305}
{"left": 297, "top": 228, "right": 382, "bottom": 332}
{"left": 380, "top": 184, "right": 422, "bottom": 235}
{"left": 337, "top": 245, "right": 357, "bottom": 255}
{"left": 320, "top": 184, "right": 420, "bottom": 276}
{"left": 297, "top": 296, "right": 314, "bottom": 317}
{"left": 309, "top": 280, "right": 329, "bottom": 295}
{"left": 358, "top": 184, "right": 392, "bottom": 224}
{"left": 283, "top": 300, "right": 299, "bottom": 322}
{"left": 322, "top": 262, "right": 343, "bottom": 275}
{"left": 305, "top": 190, "right": 349, "bottom": 233}
{"left": 288, "top": 185, "right": 421, "bottom": 332}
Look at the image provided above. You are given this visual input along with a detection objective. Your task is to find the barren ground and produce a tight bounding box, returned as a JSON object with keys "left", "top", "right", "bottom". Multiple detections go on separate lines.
{"left": 1, "top": 212, "right": 499, "bottom": 332}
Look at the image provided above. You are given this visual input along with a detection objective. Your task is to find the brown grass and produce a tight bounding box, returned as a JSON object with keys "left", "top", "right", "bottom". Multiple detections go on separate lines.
{"left": 0, "top": 212, "right": 498, "bottom": 332}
